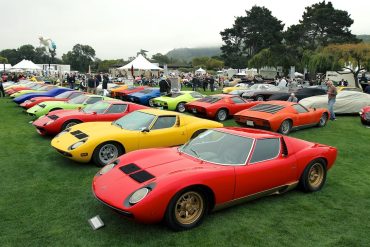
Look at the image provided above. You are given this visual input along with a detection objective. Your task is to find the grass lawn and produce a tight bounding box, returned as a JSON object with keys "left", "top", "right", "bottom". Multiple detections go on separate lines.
{"left": 0, "top": 96, "right": 370, "bottom": 247}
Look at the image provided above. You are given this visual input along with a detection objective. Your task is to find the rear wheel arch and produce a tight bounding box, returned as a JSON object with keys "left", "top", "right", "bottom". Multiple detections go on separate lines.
{"left": 299, "top": 158, "right": 328, "bottom": 192}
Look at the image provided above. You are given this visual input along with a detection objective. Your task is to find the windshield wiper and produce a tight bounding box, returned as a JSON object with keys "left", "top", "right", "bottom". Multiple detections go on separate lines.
{"left": 190, "top": 148, "right": 200, "bottom": 158}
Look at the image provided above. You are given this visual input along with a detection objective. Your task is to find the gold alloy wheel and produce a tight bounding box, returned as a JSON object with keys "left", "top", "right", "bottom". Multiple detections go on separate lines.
{"left": 175, "top": 191, "right": 204, "bottom": 225}
{"left": 308, "top": 163, "right": 324, "bottom": 189}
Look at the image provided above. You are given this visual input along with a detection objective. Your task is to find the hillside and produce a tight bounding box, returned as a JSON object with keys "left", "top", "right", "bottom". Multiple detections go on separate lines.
{"left": 357, "top": 34, "right": 370, "bottom": 43}
{"left": 166, "top": 47, "right": 221, "bottom": 62}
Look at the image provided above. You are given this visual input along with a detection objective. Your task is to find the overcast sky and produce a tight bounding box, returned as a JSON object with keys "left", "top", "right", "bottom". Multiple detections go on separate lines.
{"left": 2, "top": 0, "right": 370, "bottom": 60}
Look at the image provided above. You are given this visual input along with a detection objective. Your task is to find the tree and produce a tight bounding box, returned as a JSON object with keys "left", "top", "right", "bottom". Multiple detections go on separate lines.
{"left": 62, "top": 44, "right": 96, "bottom": 72}
{"left": 192, "top": 57, "right": 224, "bottom": 70}
{"left": 320, "top": 43, "right": 370, "bottom": 87}
{"left": 285, "top": 1, "right": 359, "bottom": 50}
{"left": 17, "top": 45, "right": 36, "bottom": 61}
{"left": 96, "top": 59, "right": 126, "bottom": 73}
{"left": 0, "top": 49, "right": 19, "bottom": 65}
{"left": 220, "top": 6, "right": 284, "bottom": 68}
{"left": 0, "top": 56, "right": 9, "bottom": 72}
{"left": 151, "top": 53, "right": 170, "bottom": 64}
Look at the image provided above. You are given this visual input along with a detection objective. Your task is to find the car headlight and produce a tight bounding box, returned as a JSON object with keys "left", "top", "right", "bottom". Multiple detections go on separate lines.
{"left": 44, "top": 120, "right": 53, "bottom": 126}
{"left": 68, "top": 140, "right": 87, "bottom": 150}
{"left": 99, "top": 162, "right": 116, "bottom": 175}
{"left": 55, "top": 129, "right": 70, "bottom": 138}
{"left": 359, "top": 111, "right": 363, "bottom": 115}
{"left": 129, "top": 188, "right": 150, "bottom": 205}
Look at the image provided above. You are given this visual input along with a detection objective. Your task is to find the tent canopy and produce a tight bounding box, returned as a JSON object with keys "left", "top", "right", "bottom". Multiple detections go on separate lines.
{"left": 118, "top": 54, "right": 162, "bottom": 70}
{"left": 11, "top": 59, "right": 42, "bottom": 71}
{"left": 196, "top": 67, "right": 205, "bottom": 72}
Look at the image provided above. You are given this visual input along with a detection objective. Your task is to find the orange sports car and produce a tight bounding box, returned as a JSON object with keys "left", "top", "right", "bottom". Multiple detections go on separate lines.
{"left": 234, "top": 101, "right": 329, "bottom": 134}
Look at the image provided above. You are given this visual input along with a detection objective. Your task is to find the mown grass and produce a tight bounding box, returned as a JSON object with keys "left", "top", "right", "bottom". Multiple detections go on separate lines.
{"left": 0, "top": 96, "right": 370, "bottom": 247}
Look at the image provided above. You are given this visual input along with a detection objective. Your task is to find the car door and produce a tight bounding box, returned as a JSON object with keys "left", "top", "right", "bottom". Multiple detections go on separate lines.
{"left": 230, "top": 96, "right": 249, "bottom": 114}
{"left": 138, "top": 115, "right": 188, "bottom": 149}
{"left": 292, "top": 104, "right": 313, "bottom": 127}
{"left": 100, "top": 104, "right": 128, "bottom": 121}
{"left": 234, "top": 138, "right": 297, "bottom": 198}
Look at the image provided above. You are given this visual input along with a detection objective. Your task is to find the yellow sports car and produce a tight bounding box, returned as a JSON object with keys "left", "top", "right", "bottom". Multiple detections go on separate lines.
{"left": 222, "top": 83, "right": 250, "bottom": 93}
{"left": 51, "top": 108, "right": 223, "bottom": 166}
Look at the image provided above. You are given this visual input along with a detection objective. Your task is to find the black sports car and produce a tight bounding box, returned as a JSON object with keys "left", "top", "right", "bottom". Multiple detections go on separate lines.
{"left": 267, "top": 87, "right": 327, "bottom": 101}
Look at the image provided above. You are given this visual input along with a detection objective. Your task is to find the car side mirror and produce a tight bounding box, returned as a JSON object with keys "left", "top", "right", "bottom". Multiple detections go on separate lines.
{"left": 314, "top": 108, "right": 316, "bottom": 111}
{"left": 141, "top": 127, "right": 150, "bottom": 133}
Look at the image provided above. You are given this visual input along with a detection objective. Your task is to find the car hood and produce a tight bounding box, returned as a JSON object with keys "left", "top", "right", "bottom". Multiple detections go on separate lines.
{"left": 153, "top": 96, "right": 176, "bottom": 102}
{"left": 31, "top": 96, "right": 54, "bottom": 101}
{"left": 52, "top": 109, "right": 86, "bottom": 118}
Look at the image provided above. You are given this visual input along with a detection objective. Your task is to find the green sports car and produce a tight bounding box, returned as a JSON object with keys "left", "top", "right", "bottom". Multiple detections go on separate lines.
{"left": 152, "top": 91, "right": 204, "bottom": 112}
{"left": 27, "top": 94, "right": 111, "bottom": 118}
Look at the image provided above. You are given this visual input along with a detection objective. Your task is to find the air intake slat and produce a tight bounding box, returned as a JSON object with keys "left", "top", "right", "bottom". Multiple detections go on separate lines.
{"left": 71, "top": 130, "right": 88, "bottom": 139}
{"left": 250, "top": 104, "right": 284, "bottom": 114}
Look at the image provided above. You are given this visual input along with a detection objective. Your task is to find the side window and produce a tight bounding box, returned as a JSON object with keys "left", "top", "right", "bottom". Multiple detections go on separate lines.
{"left": 86, "top": 97, "right": 102, "bottom": 104}
{"left": 151, "top": 116, "right": 177, "bottom": 130}
{"left": 70, "top": 93, "right": 82, "bottom": 99}
{"left": 293, "top": 104, "right": 309, "bottom": 113}
{"left": 106, "top": 104, "right": 127, "bottom": 114}
{"left": 250, "top": 138, "right": 280, "bottom": 163}
{"left": 231, "top": 97, "right": 245, "bottom": 104}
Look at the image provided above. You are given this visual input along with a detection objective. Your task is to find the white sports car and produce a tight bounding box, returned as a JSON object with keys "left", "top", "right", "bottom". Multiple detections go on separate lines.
{"left": 300, "top": 91, "right": 370, "bottom": 114}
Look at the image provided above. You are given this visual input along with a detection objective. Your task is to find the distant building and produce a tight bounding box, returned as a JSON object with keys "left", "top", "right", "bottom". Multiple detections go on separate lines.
{"left": 37, "top": 64, "right": 71, "bottom": 74}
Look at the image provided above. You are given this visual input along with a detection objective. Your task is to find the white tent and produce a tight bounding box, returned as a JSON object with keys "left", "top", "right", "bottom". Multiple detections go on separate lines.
{"left": 10, "top": 59, "right": 42, "bottom": 71}
{"left": 196, "top": 67, "right": 206, "bottom": 74}
{"left": 1, "top": 64, "right": 12, "bottom": 71}
{"left": 118, "top": 54, "right": 162, "bottom": 71}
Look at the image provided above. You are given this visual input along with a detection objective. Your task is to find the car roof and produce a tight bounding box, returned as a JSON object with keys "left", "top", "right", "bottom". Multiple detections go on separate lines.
{"left": 139, "top": 108, "right": 181, "bottom": 116}
{"left": 219, "top": 127, "right": 282, "bottom": 139}
{"left": 256, "top": 100, "right": 296, "bottom": 107}
{"left": 211, "top": 94, "right": 235, "bottom": 98}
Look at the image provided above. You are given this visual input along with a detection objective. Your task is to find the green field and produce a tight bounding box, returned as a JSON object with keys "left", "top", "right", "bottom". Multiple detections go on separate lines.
{"left": 0, "top": 96, "right": 370, "bottom": 247}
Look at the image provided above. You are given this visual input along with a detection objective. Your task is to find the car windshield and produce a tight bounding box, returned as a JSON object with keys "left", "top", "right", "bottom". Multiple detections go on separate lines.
{"left": 112, "top": 111, "right": 156, "bottom": 130}
{"left": 67, "top": 94, "right": 88, "bottom": 104}
{"left": 179, "top": 129, "right": 254, "bottom": 165}
{"left": 166, "top": 92, "right": 183, "bottom": 98}
{"left": 82, "top": 101, "right": 110, "bottom": 113}
{"left": 139, "top": 89, "right": 153, "bottom": 94}
{"left": 55, "top": 91, "right": 72, "bottom": 99}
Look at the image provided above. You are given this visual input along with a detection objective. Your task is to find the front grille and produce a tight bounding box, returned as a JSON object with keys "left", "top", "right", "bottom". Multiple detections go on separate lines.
{"left": 250, "top": 104, "right": 284, "bottom": 114}
{"left": 129, "top": 170, "right": 155, "bottom": 183}
{"left": 56, "top": 148, "right": 72, "bottom": 157}
{"left": 70, "top": 130, "right": 88, "bottom": 139}
{"left": 48, "top": 115, "right": 59, "bottom": 120}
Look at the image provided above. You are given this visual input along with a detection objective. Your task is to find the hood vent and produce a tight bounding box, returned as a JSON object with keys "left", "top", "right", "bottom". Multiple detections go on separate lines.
{"left": 70, "top": 130, "right": 88, "bottom": 139}
{"left": 250, "top": 104, "right": 284, "bottom": 114}
{"left": 119, "top": 163, "right": 141, "bottom": 174}
{"left": 129, "top": 170, "right": 155, "bottom": 183}
{"left": 48, "top": 115, "right": 59, "bottom": 120}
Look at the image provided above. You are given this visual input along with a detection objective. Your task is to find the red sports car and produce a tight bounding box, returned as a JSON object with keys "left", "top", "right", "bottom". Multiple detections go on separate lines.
{"left": 93, "top": 127, "right": 337, "bottom": 230}
{"left": 234, "top": 101, "right": 330, "bottom": 135}
{"left": 32, "top": 100, "right": 149, "bottom": 135}
{"left": 185, "top": 94, "right": 259, "bottom": 121}
{"left": 114, "top": 86, "right": 148, "bottom": 100}
{"left": 360, "top": 106, "right": 370, "bottom": 126}
{"left": 6, "top": 83, "right": 40, "bottom": 95}
{"left": 20, "top": 91, "right": 84, "bottom": 109}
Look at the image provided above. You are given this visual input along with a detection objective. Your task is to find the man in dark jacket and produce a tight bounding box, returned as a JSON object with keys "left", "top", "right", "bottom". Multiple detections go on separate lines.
{"left": 102, "top": 74, "right": 109, "bottom": 90}
{"left": 87, "top": 75, "right": 98, "bottom": 94}
{"left": 159, "top": 76, "right": 170, "bottom": 95}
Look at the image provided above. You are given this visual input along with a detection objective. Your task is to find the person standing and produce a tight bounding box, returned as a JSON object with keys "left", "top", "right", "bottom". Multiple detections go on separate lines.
{"left": 209, "top": 75, "right": 215, "bottom": 92}
{"left": 0, "top": 79, "right": 5, "bottom": 97}
{"left": 191, "top": 76, "right": 199, "bottom": 91}
{"left": 102, "top": 74, "right": 109, "bottom": 96}
{"left": 287, "top": 93, "right": 298, "bottom": 102}
{"left": 327, "top": 80, "right": 337, "bottom": 120}
{"left": 159, "top": 76, "right": 169, "bottom": 95}
{"left": 87, "top": 74, "right": 97, "bottom": 94}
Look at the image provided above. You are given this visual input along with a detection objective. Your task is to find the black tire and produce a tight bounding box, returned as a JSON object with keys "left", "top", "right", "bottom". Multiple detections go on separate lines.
{"left": 256, "top": 95, "right": 264, "bottom": 101}
{"left": 61, "top": 120, "right": 81, "bottom": 131}
{"left": 191, "top": 129, "right": 206, "bottom": 139}
{"left": 215, "top": 109, "right": 228, "bottom": 121}
{"left": 165, "top": 188, "right": 208, "bottom": 231}
{"left": 278, "top": 119, "right": 292, "bottom": 135}
{"left": 176, "top": 102, "right": 186, "bottom": 113}
{"left": 92, "top": 142, "right": 124, "bottom": 167}
{"left": 317, "top": 113, "right": 328, "bottom": 127}
{"left": 299, "top": 158, "right": 327, "bottom": 192}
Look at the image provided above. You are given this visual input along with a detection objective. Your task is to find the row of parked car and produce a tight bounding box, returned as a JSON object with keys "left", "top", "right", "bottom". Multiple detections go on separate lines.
{"left": 2, "top": 79, "right": 366, "bottom": 230}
